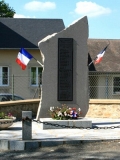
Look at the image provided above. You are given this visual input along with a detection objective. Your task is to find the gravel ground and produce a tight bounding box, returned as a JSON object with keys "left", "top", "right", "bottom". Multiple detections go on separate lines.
{"left": 0, "top": 140, "right": 120, "bottom": 160}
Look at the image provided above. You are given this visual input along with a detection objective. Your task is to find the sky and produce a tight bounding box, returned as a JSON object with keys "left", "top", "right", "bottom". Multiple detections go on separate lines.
{"left": 4, "top": 0, "right": 120, "bottom": 39}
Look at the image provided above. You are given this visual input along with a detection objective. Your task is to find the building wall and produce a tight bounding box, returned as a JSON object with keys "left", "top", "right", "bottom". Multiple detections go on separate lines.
{"left": 0, "top": 49, "right": 42, "bottom": 99}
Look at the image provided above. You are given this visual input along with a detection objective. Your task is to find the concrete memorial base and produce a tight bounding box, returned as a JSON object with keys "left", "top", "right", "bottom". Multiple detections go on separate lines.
{"left": 39, "top": 118, "right": 92, "bottom": 130}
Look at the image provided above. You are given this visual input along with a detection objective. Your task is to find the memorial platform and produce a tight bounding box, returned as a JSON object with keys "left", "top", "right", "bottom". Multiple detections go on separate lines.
{"left": 0, "top": 118, "right": 120, "bottom": 151}
{"left": 39, "top": 118, "right": 92, "bottom": 129}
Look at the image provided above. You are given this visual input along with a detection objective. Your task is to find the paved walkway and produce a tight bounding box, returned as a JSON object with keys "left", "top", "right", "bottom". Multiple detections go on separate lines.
{"left": 0, "top": 118, "right": 120, "bottom": 150}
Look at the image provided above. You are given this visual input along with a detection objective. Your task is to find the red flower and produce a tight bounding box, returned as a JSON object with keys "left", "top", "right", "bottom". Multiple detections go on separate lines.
{"left": 72, "top": 108, "right": 76, "bottom": 111}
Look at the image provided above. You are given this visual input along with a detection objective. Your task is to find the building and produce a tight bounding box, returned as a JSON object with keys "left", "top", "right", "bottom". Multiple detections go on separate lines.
{"left": 0, "top": 18, "right": 65, "bottom": 99}
{"left": 88, "top": 39, "right": 120, "bottom": 99}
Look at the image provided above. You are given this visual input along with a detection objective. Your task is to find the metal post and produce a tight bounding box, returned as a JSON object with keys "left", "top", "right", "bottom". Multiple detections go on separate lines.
{"left": 22, "top": 111, "right": 32, "bottom": 140}
{"left": 105, "top": 74, "right": 109, "bottom": 99}
{"left": 12, "top": 74, "right": 14, "bottom": 100}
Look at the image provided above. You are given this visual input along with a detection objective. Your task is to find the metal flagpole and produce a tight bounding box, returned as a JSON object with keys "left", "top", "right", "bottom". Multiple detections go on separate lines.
{"left": 88, "top": 42, "right": 110, "bottom": 67}
{"left": 33, "top": 57, "right": 43, "bottom": 67}
{"left": 88, "top": 58, "right": 97, "bottom": 67}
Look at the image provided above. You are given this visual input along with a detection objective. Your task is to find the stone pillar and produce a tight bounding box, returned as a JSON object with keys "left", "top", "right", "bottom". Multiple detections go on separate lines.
{"left": 22, "top": 111, "right": 32, "bottom": 140}
{"left": 36, "top": 16, "right": 89, "bottom": 119}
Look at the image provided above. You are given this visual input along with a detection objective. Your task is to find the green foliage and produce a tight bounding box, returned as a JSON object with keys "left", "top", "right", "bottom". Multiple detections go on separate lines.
{"left": 0, "top": 112, "right": 5, "bottom": 118}
{"left": 0, "top": 0, "right": 15, "bottom": 18}
{"left": 0, "top": 112, "right": 13, "bottom": 119}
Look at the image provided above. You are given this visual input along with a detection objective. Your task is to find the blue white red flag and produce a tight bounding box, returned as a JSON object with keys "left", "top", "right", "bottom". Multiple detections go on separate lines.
{"left": 16, "top": 48, "right": 33, "bottom": 70}
{"left": 94, "top": 45, "right": 108, "bottom": 64}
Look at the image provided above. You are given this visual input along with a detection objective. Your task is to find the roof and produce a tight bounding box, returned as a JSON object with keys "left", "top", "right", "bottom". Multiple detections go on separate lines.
{"left": 0, "top": 18, "right": 65, "bottom": 49}
{"left": 88, "top": 39, "right": 120, "bottom": 72}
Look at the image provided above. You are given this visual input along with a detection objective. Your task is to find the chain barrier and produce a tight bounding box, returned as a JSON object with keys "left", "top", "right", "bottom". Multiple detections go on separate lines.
{"left": 32, "top": 119, "right": 120, "bottom": 130}
{"left": 0, "top": 118, "right": 32, "bottom": 125}
{"left": 0, "top": 119, "right": 120, "bottom": 130}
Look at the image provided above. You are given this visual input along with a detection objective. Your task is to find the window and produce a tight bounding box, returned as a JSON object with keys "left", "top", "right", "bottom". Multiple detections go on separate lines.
{"left": 0, "top": 67, "right": 9, "bottom": 86}
{"left": 31, "top": 67, "right": 43, "bottom": 86}
{"left": 113, "top": 77, "right": 120, "bottom": 94}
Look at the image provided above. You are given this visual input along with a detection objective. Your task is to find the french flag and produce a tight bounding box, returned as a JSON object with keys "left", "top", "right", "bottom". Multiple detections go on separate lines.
{"left": 94, "top": 45, "right": 108, "bottom": 64}
{"left": 16, "top": 48, "right": 33, "bottom": 70}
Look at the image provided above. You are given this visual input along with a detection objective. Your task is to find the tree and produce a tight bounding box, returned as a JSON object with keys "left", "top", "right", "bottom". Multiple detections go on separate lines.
{"left": 0, "top": 0, "right": 15, "bottom": 18}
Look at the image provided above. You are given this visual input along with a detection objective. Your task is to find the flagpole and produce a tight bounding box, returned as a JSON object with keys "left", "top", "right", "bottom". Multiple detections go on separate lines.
{"left": 88, "top": 42, "right": 110, "bottom": 67}
{"left": 88, "top": 57, "right": 97, "bottom": 67}
{"left": 88, "top": 59, "right": 94, "bottom": 67}
{"left": 33, "top": 57, "right": 43, "bottom": 67}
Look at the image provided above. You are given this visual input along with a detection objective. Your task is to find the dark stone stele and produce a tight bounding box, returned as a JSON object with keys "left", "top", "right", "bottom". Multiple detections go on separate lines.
{"left": 58, "top": 38, "right": 73, "bottom": 101}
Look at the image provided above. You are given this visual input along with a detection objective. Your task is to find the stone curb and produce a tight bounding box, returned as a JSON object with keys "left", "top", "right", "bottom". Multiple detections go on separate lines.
{"left": 0, "top": 139, "right": 120, "bottom": 151}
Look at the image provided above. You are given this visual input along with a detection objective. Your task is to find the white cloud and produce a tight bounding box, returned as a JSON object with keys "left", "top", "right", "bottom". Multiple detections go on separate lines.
{"left": 24, "top": 1, "right": 56, "bottom": 11}
{"left": 14, "top": 14, "right": 36, "bottom": 18}
{"left": 75, "top": 1, "right": 111, "bottom": 17}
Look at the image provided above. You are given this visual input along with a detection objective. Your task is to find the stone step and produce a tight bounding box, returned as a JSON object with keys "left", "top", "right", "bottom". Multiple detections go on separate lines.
{"left": 39, "top": 118, "right": 92, "bottom": 129}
